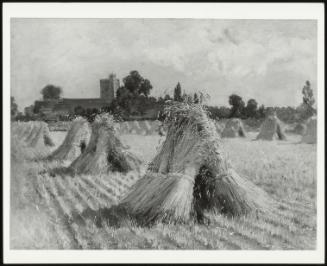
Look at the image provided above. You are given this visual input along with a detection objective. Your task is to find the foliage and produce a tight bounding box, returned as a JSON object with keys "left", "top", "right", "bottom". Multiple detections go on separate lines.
{"left": 164, "top": 94, "right": 173, "bottom": 101}
{"left": 302, "top": 80, "right": 315, "bottom": 107}
{"left": 41, "top": 84, "right": 62, "bottom": 100}
{"left": 173, "top": 82, "right": 183, "bottom": 102}
{"left": 11, "top": 96, "right": 18, "bottom": 118}
{"left": 297, "top": 80, "right": 316, "bottom": 121}
{"left": 115, "top": 71, "right": 156, "bottom": 117}
{"left": 244, "top": 99, "right": 258, "bottom": 118}
{"left": 74, "top": 106, "right": 85, "bottom": 116}
{"left": 122, "top": 70, "right": 153, "bottom": 97}
{"left": 257, "top": 104, "right": 266, "bottom": 119}
{"left": 206, "top": 106, "right": 231, "bottom": 120}
{"left": 229, "top": 94, "right": 245, "bottom": 118}
{"left": 193, "top": 93, "right": 199, "bottom": 104}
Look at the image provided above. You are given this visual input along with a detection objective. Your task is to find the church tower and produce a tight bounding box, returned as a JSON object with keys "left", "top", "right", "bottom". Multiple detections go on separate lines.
{"left": 100, "top": 73, "right": 120, "bottom": 103}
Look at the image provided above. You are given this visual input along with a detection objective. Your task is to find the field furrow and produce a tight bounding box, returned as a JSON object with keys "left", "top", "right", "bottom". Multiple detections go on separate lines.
{"left": 210, "top": 215, "right": 278, "bottom": 249}
{"left": 110, "top": 174, "right": 132, "bottom": 190}
{"left": 157, "top": 225, "right": 211, "bottom": 249}
{"left": 55, "top": 176, "right": 85, "bottom": 214}
{"left": 94, "top": 177, "right": 124, "bottom": 199}
{"left": 64, "top": 177, "right": 98, "bottom": 210}
{"left": 80, "top": 175, "right": 118, "bottom": 205}
{"left": 50, "top": 176, "right": 103, "bottom": 249}
{"left": 44, "top": 176, "right": 84, "bottom": 249}
{"left": 241, "top": 219, "right": 300, "bottom": 249}
{"left": 35, "top": 174, "right": 68, "bottom": 249}
{"left": 11, "top": 128, "right": 317, "bottom": 250}
{"left": 38, "top": 174, "right": 79, "bottom": 249}
{"left": 73, "top": 177, "right": 106, "bottom": 209}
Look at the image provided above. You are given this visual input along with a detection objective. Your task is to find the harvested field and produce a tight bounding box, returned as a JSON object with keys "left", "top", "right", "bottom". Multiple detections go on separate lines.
{"left": 10, "top": 122, "right": 316, "bottom": 249}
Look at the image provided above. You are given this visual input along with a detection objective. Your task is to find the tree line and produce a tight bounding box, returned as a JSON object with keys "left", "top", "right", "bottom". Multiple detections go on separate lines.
{"left": 12, "top": 70, "right": 316, "bottom": 124}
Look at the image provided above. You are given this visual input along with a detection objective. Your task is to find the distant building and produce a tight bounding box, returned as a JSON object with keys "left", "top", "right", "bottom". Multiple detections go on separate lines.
{"left": 32, "top": 73, "right": 120, "bottom": 118}
{"left": 100, "top": 73, "right": 119, "bottom": 102}
{"left": 24, "top": 105, "right": 34, "bottom": 117}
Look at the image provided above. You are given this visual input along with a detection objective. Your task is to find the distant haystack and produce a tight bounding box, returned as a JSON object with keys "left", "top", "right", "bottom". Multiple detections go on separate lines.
{"left": 128, "top": 121, "right": 144, "bottom": 134}
{"left": 151, "top": 120, "right": 161, "bottom": 133}
{"left": 301, "top": 116, "right": 317, "bottom": 144}
{"left": 11, "top": 135, "right": 26, "bottom": 162}
{"left": 69, "top": 113, "right": 142, "bottom": 175}
{"left": 118, "top": 120, "right": 161, "bottom": 135}
{"left": 21, "top": 122, "right": 35, "bottom": 141}
{"left": 48, "top": 117, "right": 91, "bottom": 161}
{"left": 256, "top": 114, "right": 286, "bottom": 141}
{"left": 118, "top": 103, "right": 271, "bottom": 225}
{"left": 118, "top": 121, "right": 131, "bottom": 134}
{"left": 138, "top": 120, "right": 153, "bottom": 135}
{"left": 221, "top": 118, "right": 246, "bottom": 138}
{"left": 291, "top": 123, "right": 306, "bottom": 135}
{"left": 213, "top": 120, "right": 224, "bottom": 135}
{"left": 11, "top": 121, "right": 33, "bottom": 140}
{"left": 24, "top": 121, "right": 55, "bottom": 148}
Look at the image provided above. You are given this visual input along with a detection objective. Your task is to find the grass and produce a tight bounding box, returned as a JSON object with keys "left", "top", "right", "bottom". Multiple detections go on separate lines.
{"left": 10, "top": 129, "right": 316, "bottom": 249}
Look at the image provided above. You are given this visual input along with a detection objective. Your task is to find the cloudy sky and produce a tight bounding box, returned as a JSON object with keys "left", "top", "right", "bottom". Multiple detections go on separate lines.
{"left": 11, "top": 18, "right": 317, "bottom": 110}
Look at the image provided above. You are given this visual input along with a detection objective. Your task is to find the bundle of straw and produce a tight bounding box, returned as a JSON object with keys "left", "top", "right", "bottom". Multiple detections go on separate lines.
{"left": 221, "top": 118, "right": 246, "bottom": 138}
{"left": 256, "top": 115, "right": 287, "bottom": 140}
{"left": 120, "top": 172, "right": 194, "bottom": 225}
{"left": 117, "top": 103, "right": 272, "bottom": 225}
{"left": 69, "top": 113, "right": 142, "bottom": 175}
{"left": 48, "top": 117, "right": 91, "bottom": 161}
{"left": 25, "top": 122, "right": 55, "bottom": 148}
{"left": 301, "top": 116, "right": 317, "bottom": 144}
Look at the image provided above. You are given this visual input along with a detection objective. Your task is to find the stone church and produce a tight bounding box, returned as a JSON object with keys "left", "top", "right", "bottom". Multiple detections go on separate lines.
{"left": 32, "top": 73, "right": 120, "bottom": 118}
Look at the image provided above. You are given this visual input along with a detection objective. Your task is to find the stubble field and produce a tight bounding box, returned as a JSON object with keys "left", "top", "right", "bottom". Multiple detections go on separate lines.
{"left": 10, "top": 129, "right": 316, "bottom": 250}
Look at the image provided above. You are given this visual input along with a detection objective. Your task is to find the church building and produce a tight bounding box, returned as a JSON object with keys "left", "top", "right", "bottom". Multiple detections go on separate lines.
{"left": 32, "top": 73, "right": 120, "bottom": 118}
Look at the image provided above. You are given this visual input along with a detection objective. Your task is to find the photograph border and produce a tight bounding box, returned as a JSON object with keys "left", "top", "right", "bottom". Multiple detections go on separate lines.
{"left": 2, "top": 2, "right": 325, "bottom": 264}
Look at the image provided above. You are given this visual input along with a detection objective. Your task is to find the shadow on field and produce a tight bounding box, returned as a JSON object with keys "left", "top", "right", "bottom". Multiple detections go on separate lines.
{"left": 46, "top": 166, "right": 76, "bottom": 177}
{"left": 73, "top": 206, "right": 133, "bottom": 228}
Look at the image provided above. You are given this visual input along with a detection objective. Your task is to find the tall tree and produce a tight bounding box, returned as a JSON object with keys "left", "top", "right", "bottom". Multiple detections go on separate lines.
{"left": 302, "top": 80, "right": 315, "bottom": 106}
{"left": 173, "top": 82, "right": 182, "bottom": 102}
{"left": 139, "top": 79, "right": 153, "bottom": 97}
{"left": 228, "top": 94, "right": 245, "bottom": 118}
{"left": 41, "top": 84, "right": 62, "bottom": 100}
{"left": 193, "top": 93, "right": 199, "bottom": 104}
{"left": 122, "top": 70, "right": 153, "bottom": 97}
{"left": 74, "top": 106, "right": 85, "bottom": 116}
{"left": 244, "top": 98, "right": 258, "bottom": 118}
{"left": 299, "top": 80, "right": 316, "bottom": 120}
{"left": 164, "top": 94, "right": 173, "bottom": 101}
{"left": 257, "top": 104, "right": 266, "bottom": 119}
{"left": 11, "top": 96, "right": 18, "bottom": 118}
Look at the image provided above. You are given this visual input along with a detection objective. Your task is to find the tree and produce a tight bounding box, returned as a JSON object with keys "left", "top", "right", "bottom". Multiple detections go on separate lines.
{"left": 194, "top": 93, "right": 199, "bottom": 104}
{"left": 299, "top": 80, "right": 316, "bottom": 120}
{"left": 116, "top": 86, "right": 133, "bottom": 112}
{"left": 11, "top": 97, "right": 18, "bottom": 118}
{"left": 158, "top": 96, "right": 164, "bottom": 103}
{"left": 257, "top": 104, "right": 265, "bottom": 119}
{"left": 173, "top": 82, "right": 182, "bottom": 102}
{"left": 244, "top": 99, "right": 258, "bottom": 118}
{"left": 228, "top": 94, "right": 245, "bottom": 118}
{"left": 122, "top": 70, "right": 153, "bottom": 97}
{"left": 139, "top": 79, "right": 153, "bottom": 97}
{"left": 302, "top": 80, "right": 315, "bottom": 106}
{"left": 74, "top": 106, "right": 85, "bottom": 116}
{"left": 199, "top": 92, "right": 205, "bottom": 104}
{"left": 41, "top": 84, "right": 62, "bottom": 100}
{"left": 116, "top": 71, "right": 154, "bottom": 117}
{"left": 164, "top": 94, "right": 173, "bottom": 101}
{"left": 206, "top": 106, "right": 230, "bottom": 120}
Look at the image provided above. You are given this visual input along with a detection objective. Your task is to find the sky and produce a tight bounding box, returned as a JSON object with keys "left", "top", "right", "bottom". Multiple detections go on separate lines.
{"left": 11, "top": 18, "right": 317, "bottom": 110}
